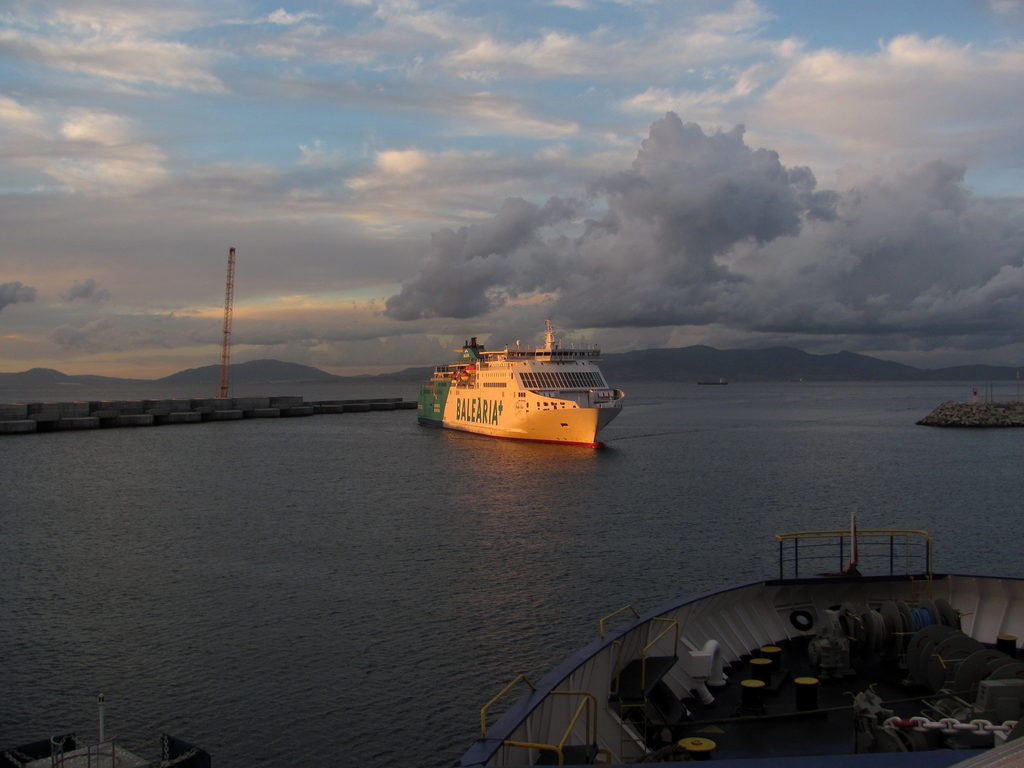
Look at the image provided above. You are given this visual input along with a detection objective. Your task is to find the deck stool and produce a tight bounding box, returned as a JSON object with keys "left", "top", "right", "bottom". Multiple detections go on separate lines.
{"left": 794, "top": 676, "right": 819, "bottom": 711}
{"left": 750, "top": 657, "right": 773, "bottom": 684}
{"left": 760, "top": 645, "right": 782, "bottom": 671}
{"left": 738, "top": 679, "right": 766, "bottom": 715}
{"left": 677, "top": 737, "right": 716, "bottom": 761}
{"left": 997, "top": 635, "right": 1018, "bottom": 657}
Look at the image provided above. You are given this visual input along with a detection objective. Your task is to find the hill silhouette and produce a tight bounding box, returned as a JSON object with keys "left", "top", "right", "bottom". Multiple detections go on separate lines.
{"left": 0, "top": 347, "right": 1020, "bottom": 387}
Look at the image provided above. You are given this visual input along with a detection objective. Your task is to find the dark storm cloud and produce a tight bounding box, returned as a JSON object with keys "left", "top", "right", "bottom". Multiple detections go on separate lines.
{"left": 0, "top": 281, "right": 37, "bottom": 312}
{"left": 62, "top": 278, "right": 111, "bottom": 303}
{"left": 385, "top": 196, "right": 578, "bottom": 320}
{"left": 385, "top": 112, "right": 1024, "bottom": 350}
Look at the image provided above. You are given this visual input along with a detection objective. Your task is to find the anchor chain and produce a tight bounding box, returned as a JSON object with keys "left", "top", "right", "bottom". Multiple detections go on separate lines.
{"left": 883, "top": 715, "right": 1019, "bottom": 736}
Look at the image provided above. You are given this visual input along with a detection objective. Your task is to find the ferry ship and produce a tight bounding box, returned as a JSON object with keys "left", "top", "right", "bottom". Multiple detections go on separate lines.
{"left": 417, "top": 322, "right": 624, "bottom": 446}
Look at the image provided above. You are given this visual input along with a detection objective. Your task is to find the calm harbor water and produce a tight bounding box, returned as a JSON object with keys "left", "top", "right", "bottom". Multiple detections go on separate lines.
{"left": 1, "top": 380, "right": 1022, "bottom": 767}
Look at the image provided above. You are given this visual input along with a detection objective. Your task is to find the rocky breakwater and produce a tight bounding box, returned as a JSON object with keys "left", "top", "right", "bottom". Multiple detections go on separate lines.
{"left": 917, "top": 400, "right": 1024, "bottom": 427}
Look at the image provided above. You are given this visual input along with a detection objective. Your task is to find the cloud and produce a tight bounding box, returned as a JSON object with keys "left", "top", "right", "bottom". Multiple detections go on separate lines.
{"left": 386, "top": 112, "right": 1024, "bottom": 354}
{"left": 0, "top": 282, "right": 37, "bottom": 312}
{"left": 440, "top": 1, "right": 772, "bottom": 81}
{"left": 42, "top": 109, "right": 169, "bottom": 194}
{"left": 752, "top": 35, "right": 1024, "bottom": 174}
{"left": 62, "top": 278, "right": 111, "bottom": 304}
{"left": 267, "top": 9, "right": 320, "bottom": 26}
{"left": 0, "top": 2, "right": 225, "bottom": 92}
{"left": 385, "top": 196, "right": 579, "bottom": 319}
{"left": 49, "top": 313, "right": 210, "bottom": 353}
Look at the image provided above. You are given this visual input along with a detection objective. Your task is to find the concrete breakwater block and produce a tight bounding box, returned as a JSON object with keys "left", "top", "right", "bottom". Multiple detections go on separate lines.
{"left": 251, "top": 408, "right": 280, "bottom": 417}
{"left": 190, "top": 397, "right": 234, "bottom": 412}
{"left": 0, "top": 403, "right": 28, "bottom": 419}
{"left": 342, "top": 402, "right": 372, "bottom": 412}
{"left": 104, "top": 400, "right": 145, "bottom": 415}
{"left": 143, "top": 398, "right": 193, "bottom": 413}
{"left": 0, "top": 419, "right": 36, "bottom": 434}
{"left": 314, "top": 404, "right": 345, "bottom": 414}
{"left": 205, "top": 409, "right": 243, "bottom": 421}
{"left": 166, "top": 411, "right": 202, "bottom": 424}
{"left": 114, "top": 414, "right": 154, "bottom": 426}
{"left": 270, "top": 396, "right": 304, "bottom": 408}
{"left": 27, "top": 403, "right": 60, "bottom": 422}
{"left": 370, "top": 401, "right": 396, "bottom": 410}
{"left": 280, "top": 405, "right": 315, "bottom": 417}
{"left": 395, "top": 401, "right": 417, "bottom": 409}
{"left": 54, "top": 416, "right": 100, "bottom": 430}
{"left": 233, "top": 396, "right": 271, "bottom": 410}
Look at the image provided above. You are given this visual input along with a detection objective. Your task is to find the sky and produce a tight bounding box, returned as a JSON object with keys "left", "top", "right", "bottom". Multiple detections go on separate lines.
{"left": 2, "top": 0, "right": 1024, "bottom": 378}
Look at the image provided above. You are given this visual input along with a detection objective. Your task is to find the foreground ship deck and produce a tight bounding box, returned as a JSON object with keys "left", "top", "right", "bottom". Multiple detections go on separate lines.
{"left": 417, "top": 322, "right": 624, "bottom": 446}
{"left": 458, "top": 525, "right": 1024, "bottom": 767}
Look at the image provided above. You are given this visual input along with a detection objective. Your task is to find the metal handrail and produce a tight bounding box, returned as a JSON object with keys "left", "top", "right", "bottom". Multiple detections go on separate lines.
{"left": 480, "top": 674, "right": 535, "bottom": 738}
{"left": 599, "top": 605, "right": 640, "bottom": 638}
{"left": 775, "top": 528, "right": 933, "bottom": 580}
{"left": 640, "top": 618, "right": 679, "bottom": 692}
{"left": 501, "top": 691, "right": 600, "bottom": 766}
{"left": 554, "top": 691, "right": 596, "bottom": 749}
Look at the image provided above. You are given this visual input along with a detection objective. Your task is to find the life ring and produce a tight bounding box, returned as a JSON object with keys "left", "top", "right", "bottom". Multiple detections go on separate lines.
{"left": 790, "top": 610, "right": 815, "bottom": 632}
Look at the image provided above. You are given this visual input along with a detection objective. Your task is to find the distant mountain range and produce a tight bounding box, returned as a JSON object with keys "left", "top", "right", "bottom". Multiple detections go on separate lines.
{"left": 2, "top": 348, "right": 1015, "bottom": 387}
{"left": 597, "top": 345, "right": 1021, "bottom": 382}
{"left": 1, "top": 347, "right": 1020, "bottom": 388}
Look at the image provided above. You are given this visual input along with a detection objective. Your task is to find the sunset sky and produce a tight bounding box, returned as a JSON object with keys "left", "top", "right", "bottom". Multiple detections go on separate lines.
{"left": 2, "top": 0, "right": 1024, "bottom": 378}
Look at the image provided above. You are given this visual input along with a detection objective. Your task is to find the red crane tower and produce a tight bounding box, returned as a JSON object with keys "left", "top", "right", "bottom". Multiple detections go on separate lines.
{"left": 218, "top": 247, "right": 236, "bottom": 398}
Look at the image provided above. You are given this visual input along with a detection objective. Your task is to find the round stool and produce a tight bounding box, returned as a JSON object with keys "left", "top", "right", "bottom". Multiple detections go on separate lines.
{"left": 750, "top": 656, "right": 773, "bottom": 683}
{"left": 760, "top": 645, "right": 782, "bottom": 670}
{"left": 740, "top": 678, "right": 765, "bottom": 709}
{"left": 794, "top": 676, "right": 819, "bottom": 711}
{"left": 677, "top": 737, "right": 716, "bottom": 761}
{"left": 997, "top": 635, "right": 1018, "bottom": 657}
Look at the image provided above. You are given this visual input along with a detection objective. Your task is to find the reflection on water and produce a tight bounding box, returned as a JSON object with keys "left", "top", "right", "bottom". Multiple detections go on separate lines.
{"left": 2, "top": 381, "right": 1022, "bottom": 767}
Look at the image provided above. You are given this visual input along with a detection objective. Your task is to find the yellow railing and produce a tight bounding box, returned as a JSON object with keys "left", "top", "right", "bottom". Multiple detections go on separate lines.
{"left": 599, "top": 604, "right": 640, "bottom": 638}
{"left": 608, "top": 616, "right": 679, "bottom": 697}
{"left": 500, "top": 691, "right": 612, "bottom": 766}
{"left": 640, "top": 617, "right": 679, "bottom": 692}
{"left": 480, "top": 673, "right": 535, "bottom": 738}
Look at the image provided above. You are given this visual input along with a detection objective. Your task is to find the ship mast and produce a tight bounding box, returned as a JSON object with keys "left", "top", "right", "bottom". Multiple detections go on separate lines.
{"left": 543, "top": 319, "right": 558, "bottom": 352}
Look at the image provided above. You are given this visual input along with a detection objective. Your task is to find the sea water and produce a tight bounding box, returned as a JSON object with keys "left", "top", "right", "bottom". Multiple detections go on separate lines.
{"left": 1, "top": 380, "right": 1022, "bottom": 767}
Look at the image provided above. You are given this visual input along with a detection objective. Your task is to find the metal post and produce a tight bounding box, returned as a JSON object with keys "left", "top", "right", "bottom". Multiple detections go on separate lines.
{"left": 779, "top": 539, "right": 783, "bottom": 580}
{"left": 98, "top": 692, "right": 105, "bottom": 743}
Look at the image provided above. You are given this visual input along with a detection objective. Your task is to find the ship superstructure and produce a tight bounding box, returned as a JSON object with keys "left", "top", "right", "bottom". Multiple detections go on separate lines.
{"left": 417, "top": 321, "right": 624, "bottom": 446}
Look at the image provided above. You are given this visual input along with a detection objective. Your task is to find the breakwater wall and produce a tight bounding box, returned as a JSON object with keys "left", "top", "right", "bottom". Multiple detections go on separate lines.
{"left": 0, "top": 396, "right": 416, "bottom": 435}
{"left": 917, "top": 400, "right": 1024, "bottom": 427}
